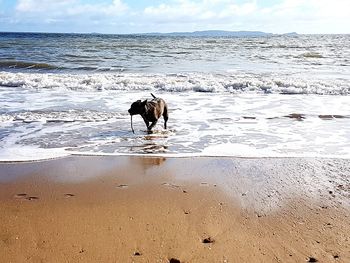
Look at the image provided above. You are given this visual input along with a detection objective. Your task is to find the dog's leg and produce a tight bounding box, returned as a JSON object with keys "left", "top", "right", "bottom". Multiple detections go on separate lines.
{"left": 148, "top": 120, "right": 158, "bottom": 131}
{"left": 163, "top": 104, "right": 168, "bottom": 129}
{"left": 141, "top": 115, "right": 149, "bottom": 129}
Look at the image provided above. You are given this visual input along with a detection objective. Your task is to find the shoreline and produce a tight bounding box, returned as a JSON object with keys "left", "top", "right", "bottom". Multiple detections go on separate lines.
{"left": 1, "top": 156, "right": 349, "bottom": 262}
{"left": 2, "top": 152, "right": 350, "bottom": 164}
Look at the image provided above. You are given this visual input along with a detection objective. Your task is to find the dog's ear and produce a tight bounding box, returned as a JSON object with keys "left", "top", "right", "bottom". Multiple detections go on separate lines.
{"left": 142, "top": 99, "right": 147, "bottom": 106}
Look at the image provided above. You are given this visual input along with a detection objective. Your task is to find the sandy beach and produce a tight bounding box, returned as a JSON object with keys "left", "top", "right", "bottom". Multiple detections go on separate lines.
{"left": 1, "top": 4, "right": 350, "bottom": 263}
{"left": 0, "top": 156, "right": 349, "bottom": 262}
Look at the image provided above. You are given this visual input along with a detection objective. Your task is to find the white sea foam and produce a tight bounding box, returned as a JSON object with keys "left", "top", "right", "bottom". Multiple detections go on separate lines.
{"left": 1, "top": 86, "right": 350, "bottom": 161}
{"left": 1, "top": 71, "right": 350, "bottom": 161}
{"left": 0, "top": 110, "right": 122, "bottom": 123}
{"left": 0, "top": 143, "right": 69, "bottom": 162}
{"left": 1, "top": 71, "right": 349, "bottom": 95}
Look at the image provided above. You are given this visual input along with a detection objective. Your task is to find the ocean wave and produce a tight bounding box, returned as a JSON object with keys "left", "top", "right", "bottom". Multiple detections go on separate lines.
{"left": 0, "top": 110, "right": 123, "bottom": 123}
{"left": 0, "top": 71, "right": 349, "bottom": 95}
{"left": 298, "top": 52, "right": 324, "bottom": 59}
{"left": 0, "top": 60, "right": 59, "bottom": 70}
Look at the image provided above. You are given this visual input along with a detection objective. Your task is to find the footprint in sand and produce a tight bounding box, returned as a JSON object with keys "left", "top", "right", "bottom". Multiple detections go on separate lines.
{"left": 202, "top": 237, "right": 214, "bottom": 244}
{"left": 25, "top": 196, "right": 39, "bottom": 201}
{"left": 116, "top": 184, "right": 128, "bottom": 189}
{"left": 162, "top": 183, "right": 180, "bottom": 189}
{"left": 14, "top": 194, "right": 39, "bottom": 201}
{"left": 14, "top": 193, "right": 27, "bottom": 199}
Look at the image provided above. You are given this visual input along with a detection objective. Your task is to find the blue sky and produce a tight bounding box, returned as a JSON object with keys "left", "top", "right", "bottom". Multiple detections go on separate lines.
{"left": 0, "top": 0, "right": 349, "bottom": 34}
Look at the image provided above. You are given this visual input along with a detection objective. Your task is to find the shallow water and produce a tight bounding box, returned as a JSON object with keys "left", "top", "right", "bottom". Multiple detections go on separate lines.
{"left": 1, "top": 88, "right": 349, "bottom": 161}
{"left": 0, "top": 33, "right": 349, "bottom": 161}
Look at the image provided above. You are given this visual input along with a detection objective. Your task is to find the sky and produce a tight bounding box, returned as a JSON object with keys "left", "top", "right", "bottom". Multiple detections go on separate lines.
{"left": 0, "top": 0, "right": 349, "bottom": 34}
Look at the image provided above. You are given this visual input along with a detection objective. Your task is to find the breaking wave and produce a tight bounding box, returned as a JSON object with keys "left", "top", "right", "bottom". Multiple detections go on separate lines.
{"left": 0, "top": 72, "right": 349, "bottom": 95}
{"left": 0, "top": 60, "right": 59, "bottom": 70}
{"left": 0, "top": 110, "right": 123, "bottom": 123}
{"left": 299, "top": 52, "right": 324, "bottom": 59}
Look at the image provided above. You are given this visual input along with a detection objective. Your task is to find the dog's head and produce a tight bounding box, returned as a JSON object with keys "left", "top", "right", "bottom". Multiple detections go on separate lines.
{"left": 128, "top": 100, "right": 147, "bottom": 115}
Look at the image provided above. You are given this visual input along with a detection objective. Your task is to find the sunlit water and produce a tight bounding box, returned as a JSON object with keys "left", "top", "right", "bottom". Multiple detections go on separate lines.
{"left": 0, "top": 33, "right": 349, "bottom": 161}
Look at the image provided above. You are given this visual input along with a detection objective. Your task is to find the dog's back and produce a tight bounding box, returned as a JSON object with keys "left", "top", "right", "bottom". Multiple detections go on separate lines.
{"left": 146, "top": 97, "right": 167, "bottom": 120}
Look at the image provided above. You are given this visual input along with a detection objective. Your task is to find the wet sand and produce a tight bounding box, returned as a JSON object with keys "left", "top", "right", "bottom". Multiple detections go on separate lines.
{"left": 0, "top": 156, "right": 349, "bottom": 262}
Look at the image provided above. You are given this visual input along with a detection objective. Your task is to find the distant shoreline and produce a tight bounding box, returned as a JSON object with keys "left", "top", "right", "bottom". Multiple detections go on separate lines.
{"left": 0, "top": 30, "right": 299, "bottom": 37}
{"left": 2, "top": 30, "right": 350, "bottom": 36}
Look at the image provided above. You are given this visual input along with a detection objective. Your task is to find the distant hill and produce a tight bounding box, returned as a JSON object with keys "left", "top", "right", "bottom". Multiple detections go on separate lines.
{"left": 281, "top": 32, "right": 298, "bottom": 36}
{"left": 141, "top": 30, "right": 298, "bottom": 37}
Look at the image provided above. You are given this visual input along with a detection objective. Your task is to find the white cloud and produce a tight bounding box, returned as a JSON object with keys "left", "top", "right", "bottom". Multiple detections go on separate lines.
{"left": 143, "top": 0, "right": 259, "bottom": 23}
{"left": 255, "top": 0, "right": 350, "bottom": 33}
{"left": 219, "top": 2, "right": 257, "bottom": 18}
{"left": 7, "top": 0, "right": 350, "bottom": 33}
{"left": 144, "top": 1, "right": 202, "bottom": 20}
{"left": 16, "top": 0, "right": 128, "bottom": 17}
{"left": 309, "top": 0, "right": 350, "bottom": 18}
{"left": 16, "top": 0, "right": 74, "bottom": 13}
{"left": 141, "top": 0, "right": 350, "bottom": 33}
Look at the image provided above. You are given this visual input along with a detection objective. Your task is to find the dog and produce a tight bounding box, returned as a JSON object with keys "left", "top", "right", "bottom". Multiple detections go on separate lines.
{"left": 128, "top": 93, "right": 168, "bottom": 133}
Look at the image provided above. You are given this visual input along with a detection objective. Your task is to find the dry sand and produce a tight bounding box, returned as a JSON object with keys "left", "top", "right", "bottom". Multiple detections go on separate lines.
{"left": 0, "top": 156, "right": 349, "bottom": 263}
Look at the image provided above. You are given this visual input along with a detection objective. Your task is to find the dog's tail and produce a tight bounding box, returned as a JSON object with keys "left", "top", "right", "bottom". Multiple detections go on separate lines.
{"left": 151, "top": 93, "right": 156, "bottom": 99}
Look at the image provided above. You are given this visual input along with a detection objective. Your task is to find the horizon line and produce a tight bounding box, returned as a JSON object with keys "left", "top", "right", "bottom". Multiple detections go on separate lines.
{"left": 1, "top": 30, "right": 349, "bottom": 35}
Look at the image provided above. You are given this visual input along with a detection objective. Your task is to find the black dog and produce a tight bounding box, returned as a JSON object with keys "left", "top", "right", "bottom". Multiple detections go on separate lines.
{"left": 128, "top": 93, "right": 168, "bottom": 132}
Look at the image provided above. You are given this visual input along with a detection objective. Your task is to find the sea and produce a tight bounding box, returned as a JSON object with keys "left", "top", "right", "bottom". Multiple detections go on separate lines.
{"left": 0, "top": 32, "right": 349, "bottom": 161}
